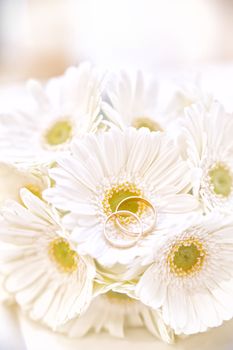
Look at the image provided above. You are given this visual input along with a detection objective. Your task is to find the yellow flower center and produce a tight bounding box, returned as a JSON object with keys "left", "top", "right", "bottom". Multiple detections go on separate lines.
{"left": 44, "top": 119, "right": 73, "bottom": 146}
{"left": 102, "top": 182, "right": 143, "bottom": 215}
{"left": 105, "top": 291, "right": 134, "bottom": 304}
{"left": 24, "top": 183, "right": 43, "bottom": 199}
{"left": 208, "top": 163, "right": 233, "bottom": 197}
{"left": 49, "top": 238, "right": 78, "bottom": 273}
{"left": 168, "top": 237, "right": 206, "bottom": 277}
{"left": 18, "top": 183, "right": 43, "bottom": 205}
{"left": 132, "top": 117, "right": 163, "bottom": 132}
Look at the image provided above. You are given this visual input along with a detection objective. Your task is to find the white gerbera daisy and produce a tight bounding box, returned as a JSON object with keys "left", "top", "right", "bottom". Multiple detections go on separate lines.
{"left": 0, "top": 189, "right": 96, "bottom": 329}
{"left": 136, "top": 212, "right": 233, "bottom": 335}
{"left": 0, "top": 163, "right": 50, "bottom": 303}
{"left": 0, "top": 62, "right": 103, "bottom": 164}
{"left": 44, "top": 128, "right": 198, "bottom": 266}
{"left": 0, "top": 214, "right": 10, "bottom": 303}
{"left": 102, "top": 71, "right": 167, "bottom": 131}
{"left": 0, "top": 162, "right": 50, "bottom": 207}
{"left": 60, "top": 290, "right": 174, "bottom": 343}
{"left": 163, "top": 77, "right": 213, "bottom": 121}
{"left": 180, "top": 102, "right": 233, "bottom": 212}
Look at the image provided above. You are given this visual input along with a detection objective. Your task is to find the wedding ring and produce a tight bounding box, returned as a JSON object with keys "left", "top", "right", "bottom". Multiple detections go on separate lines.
{"left": 115, "top": 196, "right": 156, "bottom": 236}
{"left": 104, "top": 210, "right": 143, "bottom": 248}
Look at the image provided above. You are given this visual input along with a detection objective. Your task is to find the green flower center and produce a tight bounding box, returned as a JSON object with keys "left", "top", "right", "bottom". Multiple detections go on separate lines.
{"left": 44, "top": 120, "right": 73, "bottom": 146}
{"left": 168, "top": 237, "right": 206, "bottom": 277}
{"left": 132, "top": 117, "right": 163, "bottom": 132}
{"left": 49, "top": 238, "right": 77, "bottom": 273}
{"left": 208, "top": 163, "right": 232, "bottom": 197}
{"left": 102, "top": 182, "right": 142, "bottom": 215}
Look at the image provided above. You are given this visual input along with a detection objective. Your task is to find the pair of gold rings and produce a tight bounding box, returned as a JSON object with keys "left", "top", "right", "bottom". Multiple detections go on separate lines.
{"left": 103, "top": 196, "right": 157, "bottom": 248}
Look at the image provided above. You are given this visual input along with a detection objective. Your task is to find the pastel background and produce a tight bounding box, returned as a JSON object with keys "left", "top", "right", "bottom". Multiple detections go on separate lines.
{"left": 1, "top": 1, "right": 233, "bottom": 349}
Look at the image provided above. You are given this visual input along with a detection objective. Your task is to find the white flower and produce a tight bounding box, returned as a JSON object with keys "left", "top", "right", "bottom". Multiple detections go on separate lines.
{"left": 0, "top": 162, "right": 50, "bottom": 207}
{"left": 163, "top": 76, "right": 213, "bottom": 121}
{"left": 59, "top": 290, "right": 174, "bottom": 343}
{"left": 179, "top": 102, "right": 233, "bottom": 212}
{"left": 0, "top": 62, "right": 103, "bottom": 165}
{"left": 0, "top": 163, "right": 50, "bottom": 304}
{"left": 0, "top": 189, "right": 96, "bottom": 329}
{"left": 135, "top": 212, "right": 233, "bottom": 335}
{"left": 102, "top": 71, "right": 168, "bottom": 131}
{"left": 0, "top": 216, "right": 11, "bottom": 304}
{"left": 44, "top": 128, "right": 198, "bottom": 266}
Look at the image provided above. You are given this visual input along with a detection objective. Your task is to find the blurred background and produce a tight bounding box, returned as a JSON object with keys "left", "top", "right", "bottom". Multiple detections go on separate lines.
{"left": 0, "top": 0, "right": 233, "bottom": 80}
{"left": 1, "top": 0, "right": 233, "bottom": 111}
{"left": 0, "top": 2, "right": 233, "bottom": 349}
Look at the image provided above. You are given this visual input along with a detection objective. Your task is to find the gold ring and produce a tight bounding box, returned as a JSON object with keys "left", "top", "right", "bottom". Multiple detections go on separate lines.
{"left": 115, "top": 196, "right": 156, "bottom": 236}
{"left": 103, "top": 210, "right": 143, "bottom": 248}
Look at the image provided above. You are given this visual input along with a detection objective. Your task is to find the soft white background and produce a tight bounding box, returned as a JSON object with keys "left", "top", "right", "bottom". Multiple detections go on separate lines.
{"left": 1, "top": 1, "right": 233, "bottom": 349}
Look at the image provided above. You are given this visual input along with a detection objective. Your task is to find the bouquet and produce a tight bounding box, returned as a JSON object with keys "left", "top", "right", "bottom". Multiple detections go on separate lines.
{"left": 0, "top": 62, "right": 233, "bottom": 345}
